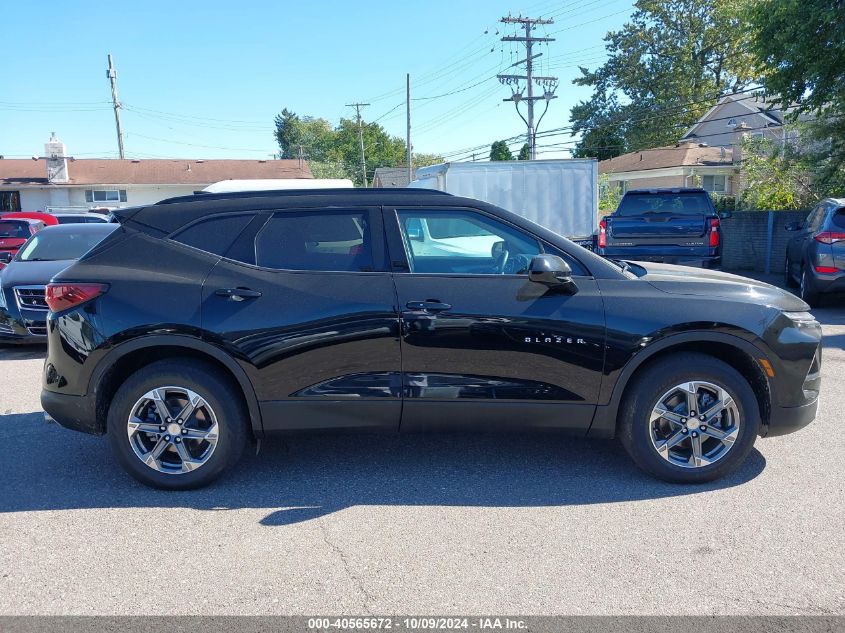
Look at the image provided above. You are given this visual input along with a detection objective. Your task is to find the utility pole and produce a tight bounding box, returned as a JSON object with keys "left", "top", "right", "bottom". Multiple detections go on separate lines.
{"left": 346, "top": 102, "right": 370, "bottom": 187}
{"left": 106, "top": 53, "right": 125, "bottom": 159}
{"left": 406, "top": 74, "right": 412, "bottom": 184}
{"left": 497, "top": 16, "right": 558, "bottom": 160}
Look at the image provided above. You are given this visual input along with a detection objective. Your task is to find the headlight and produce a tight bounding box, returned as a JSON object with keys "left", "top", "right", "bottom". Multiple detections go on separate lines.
{"left": 784, "top": 311, "right": 818, "bottom": 325}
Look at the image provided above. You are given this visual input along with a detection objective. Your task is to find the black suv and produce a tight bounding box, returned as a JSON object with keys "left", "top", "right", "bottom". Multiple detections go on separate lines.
{"left": 598, "top": 188, "right": 728, "bottom": 268}
{"left": 41, "top": 189, "right": 821, "bottom": 489}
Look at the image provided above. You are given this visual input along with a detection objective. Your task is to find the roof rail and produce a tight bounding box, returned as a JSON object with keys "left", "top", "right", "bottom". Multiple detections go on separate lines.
{"left": 156, "top": 187, "right": 451, "bottom": 205}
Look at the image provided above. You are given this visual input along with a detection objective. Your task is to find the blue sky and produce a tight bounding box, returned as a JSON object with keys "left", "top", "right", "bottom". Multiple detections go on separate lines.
{"left": 0, "top": 0, "right": 635, "bottom": 162}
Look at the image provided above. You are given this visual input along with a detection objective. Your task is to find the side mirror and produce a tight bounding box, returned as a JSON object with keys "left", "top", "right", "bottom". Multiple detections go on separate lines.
{"left": 528, "top": 254, "right": 578, "bottom": 294}
{"left": 785, "top": 221, "right": 802, "bottom": 231}
{"left": 0, "top": 252, "right": 12, "bottom": 265}
{"left": 719, "top": 211, "right": 732, "bottom": 220}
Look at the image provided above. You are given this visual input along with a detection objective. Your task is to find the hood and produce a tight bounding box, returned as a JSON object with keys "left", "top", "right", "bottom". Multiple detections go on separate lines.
{"left": 633, "top": 261, "right": 809, "bottom": 312}
{"left": 0, "top": 259, "right": 75, "bottom": 287}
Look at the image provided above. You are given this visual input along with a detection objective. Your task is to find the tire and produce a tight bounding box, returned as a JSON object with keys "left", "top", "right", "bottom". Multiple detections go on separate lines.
{"left": 107, "top": 359, "right": 248, "bottom": 489}
{"left": 800, "top": 266, "right": 820, "bottom": 308}
{"left": 618, "top": 353, "right": 760, "bottom": 484}
{"left": 784, "top": 257, "right": 798, "bottom": 288}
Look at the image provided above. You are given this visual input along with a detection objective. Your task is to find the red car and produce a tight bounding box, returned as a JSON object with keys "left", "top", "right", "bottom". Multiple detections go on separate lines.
{"left": 0, "top": 218, "right": 46, "bottom": 269}
{"left": 0, "top": 211, "right": 60, "bottom": 226}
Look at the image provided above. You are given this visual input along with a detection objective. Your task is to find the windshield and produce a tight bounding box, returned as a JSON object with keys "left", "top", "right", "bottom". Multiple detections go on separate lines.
{"left": 616, "top": 193, "right": 713, "bottom": 216}
{"left": 0, "top": 221, "right": 29, "bottom": 239}
{"left": 16, "top": 228, "right": 115, "bottom": 262}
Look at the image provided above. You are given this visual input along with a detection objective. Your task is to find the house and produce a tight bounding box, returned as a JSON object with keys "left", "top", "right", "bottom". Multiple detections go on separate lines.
{"left": 597, "top": 92, "right": 807, "bottom": 197}
{"left": 680, "top": 92, "right": 790, "bottom": 148}
{"left": 372, "top": 167, "right": 415, "bottom": 188}
{"left": 0, "top": 135, "right": 313, "bottom": 213}
{"left": 599, "top": 141, "right": 736, "bottom": 195}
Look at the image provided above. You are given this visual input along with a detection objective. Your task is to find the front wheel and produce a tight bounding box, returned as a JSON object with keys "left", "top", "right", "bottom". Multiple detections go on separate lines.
{"left": 619, "top": 353, "right": 760, "bottom": 483}
{"left": 107, "top": 359, "right": 248, "bottom": 489}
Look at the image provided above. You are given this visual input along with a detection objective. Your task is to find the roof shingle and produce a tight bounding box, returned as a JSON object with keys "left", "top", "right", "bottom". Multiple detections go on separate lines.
{"left": 0, "top": 158, "right": 312, "bottom": 186}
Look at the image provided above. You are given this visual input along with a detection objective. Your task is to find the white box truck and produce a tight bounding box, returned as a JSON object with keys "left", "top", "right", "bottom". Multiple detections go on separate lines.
{"left": 408, "top": 159, "right": 598, "bottom": 243}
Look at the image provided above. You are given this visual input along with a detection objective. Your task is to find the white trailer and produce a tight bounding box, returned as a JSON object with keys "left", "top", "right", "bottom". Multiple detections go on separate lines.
{"left": 408, "top": 160, "right": 598, "bottom": 240}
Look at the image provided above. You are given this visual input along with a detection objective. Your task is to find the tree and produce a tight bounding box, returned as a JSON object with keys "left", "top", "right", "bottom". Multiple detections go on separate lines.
{"left": 273, "top": 109, "right": 416, "bottom": 186}
{"left": 490, "top": 140, "right": 514, "bottom": 161}
{"left": 744, "top": 0, "right": 845, "bottom": 184}
{"left": 413, "top": 153, "right": 444, "bottom": 168}
{"left": 738, "top": 134, "right": 816, "bottom": 210}
{"left": 569, "top": 0, "right": 758, "bottom": 158}
{"left": 517, "top": 143, "right": 530, "bottom": 160}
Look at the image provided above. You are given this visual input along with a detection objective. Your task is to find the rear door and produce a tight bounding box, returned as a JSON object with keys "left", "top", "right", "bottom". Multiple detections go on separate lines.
{"left": 200, "top": 207, "right": 402, "bottom": 433}
{"left": 385, "top": 205, "right": 605, "bottom": 433}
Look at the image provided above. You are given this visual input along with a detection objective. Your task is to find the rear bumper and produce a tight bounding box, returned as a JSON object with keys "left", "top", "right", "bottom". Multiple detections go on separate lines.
{"left": 764, "top": 398, "right": 818, "bottom": 437}
{"left": 809, "top": 270, "right": 845, "bottom": 295}
{"left": 40, "top": 389, "right": 101, "bottom": 435}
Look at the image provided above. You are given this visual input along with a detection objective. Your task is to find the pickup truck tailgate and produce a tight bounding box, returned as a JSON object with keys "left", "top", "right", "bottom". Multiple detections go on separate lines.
{"left": 609, "top": 214, "right": 707, "bottom": 241}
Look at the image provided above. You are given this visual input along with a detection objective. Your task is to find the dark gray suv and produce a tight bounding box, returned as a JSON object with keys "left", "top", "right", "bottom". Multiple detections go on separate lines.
{"left": 785, "top": 198, "right": 845, "bottom": 306}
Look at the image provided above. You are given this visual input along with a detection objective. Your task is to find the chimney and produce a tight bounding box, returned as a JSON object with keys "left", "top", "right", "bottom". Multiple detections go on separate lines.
{"left": 732, "top": 122, "right": 750, "bottom": 164}
{"left": 45, "top": 133, "right": 69, "bottom": 183}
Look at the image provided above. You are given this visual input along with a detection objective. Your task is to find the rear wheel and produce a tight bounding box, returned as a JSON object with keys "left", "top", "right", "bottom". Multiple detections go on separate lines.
{"left": 619, "top": 353, "right": 760, "bottom": 483}
{"left": 800, "top": 266, "right": 820, "bottom": 308}
{"left": 107, "top": 359, "right": 248, "bottom": 489}
{"left": 784, "top": 257, "right": 798, "bottom": 288}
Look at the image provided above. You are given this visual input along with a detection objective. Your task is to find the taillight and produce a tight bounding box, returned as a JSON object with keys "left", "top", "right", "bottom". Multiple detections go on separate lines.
{"left": 598, "top": 219, "right": 607, "bottom": 249}
{"left": 45, "top": 283, "right": 108, "bottom": 312}
{"left": 814, "top": 232, "right": 845, "bottom": 244}
{"left": 815, "top": 266, "right": 839, "bottom": 274}
{"left": 709, "top": 218, "right": 720, "bottom": 248}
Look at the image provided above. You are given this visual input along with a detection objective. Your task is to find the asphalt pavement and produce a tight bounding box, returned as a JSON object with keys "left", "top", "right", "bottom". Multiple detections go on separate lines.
{"left": 0, "top": 300, "right": 843, "bottom": 616}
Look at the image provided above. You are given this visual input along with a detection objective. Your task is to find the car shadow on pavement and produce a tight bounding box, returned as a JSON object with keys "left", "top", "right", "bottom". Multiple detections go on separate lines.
{"left": 0, "top": 411, "right": 766, "bottom": 525}
{"left": 0, "top": 345, "right": 46, "bottom": 361}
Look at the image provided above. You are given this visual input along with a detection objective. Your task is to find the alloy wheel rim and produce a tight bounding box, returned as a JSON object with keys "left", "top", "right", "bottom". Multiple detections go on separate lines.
{"left": 648, "top": 381, "right": 740, "bottom": 469}
{"left": 127, "top": 386, "right": 219, "bottom": 474}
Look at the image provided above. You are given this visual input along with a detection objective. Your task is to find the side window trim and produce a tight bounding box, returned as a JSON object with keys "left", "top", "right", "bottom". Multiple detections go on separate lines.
{"left": 383, "top": 205, "right": 591, "bottom": 278}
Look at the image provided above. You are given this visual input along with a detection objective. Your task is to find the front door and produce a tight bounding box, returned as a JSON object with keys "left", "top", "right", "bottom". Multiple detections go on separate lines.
{"left": 385, "top": 206, "right": 606, "bottom": 433}
{"left": 201, "top": 207, "right": 402, "bottom": 432}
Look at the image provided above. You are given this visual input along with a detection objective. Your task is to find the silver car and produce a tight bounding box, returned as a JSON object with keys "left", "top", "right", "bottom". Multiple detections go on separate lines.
{"left": 785, "top": 197, "right": 845, "bottom": 307}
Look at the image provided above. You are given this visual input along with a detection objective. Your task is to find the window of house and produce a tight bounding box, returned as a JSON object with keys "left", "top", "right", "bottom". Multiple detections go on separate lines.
{"left": 727, "top": 118, "right": 737, "bottom": 127}
{"left": 85, "top": 189, "right": 127, "bottom": 203}
{"left": 0, "top": 191, "right": 21, "bottom": 212}
{"left": 701, "top": 175, "right": 727, "bottom": 193}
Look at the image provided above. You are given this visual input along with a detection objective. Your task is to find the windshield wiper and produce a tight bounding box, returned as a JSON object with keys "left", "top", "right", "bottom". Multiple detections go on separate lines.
{"left": 22, "top": 258, "right": 55, "bottom": 262}
{"left": 610, "top": 259, "right": 632, "bottom": 273}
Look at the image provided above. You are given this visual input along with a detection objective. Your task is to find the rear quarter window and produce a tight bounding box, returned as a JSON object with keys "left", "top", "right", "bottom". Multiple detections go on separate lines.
{"left": 171, "top": 213, "right": 254, "bottom": 256}
{"left": 831, "top": 208, "right": 845, "bottom": 230}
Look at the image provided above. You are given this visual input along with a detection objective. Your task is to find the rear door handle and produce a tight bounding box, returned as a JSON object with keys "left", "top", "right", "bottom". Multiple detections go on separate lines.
{"left": 215, "top": 287, "right": 262, "bottom": 301}
{"left": 406, "top": 300, "right": 452, "bottom": 312}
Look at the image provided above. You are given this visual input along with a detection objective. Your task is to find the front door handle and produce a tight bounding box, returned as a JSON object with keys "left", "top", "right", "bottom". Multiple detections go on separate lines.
{"left": 215, "top": 287, "right": 262, "bottom": 301}
{"left": 406, "top": 300, "right": 452, "bottom": 312}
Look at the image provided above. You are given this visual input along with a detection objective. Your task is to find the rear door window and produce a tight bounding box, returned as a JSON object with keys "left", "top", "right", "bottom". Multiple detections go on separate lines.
{"left": 254, "top": 211, "right": 375, "bottom": 272}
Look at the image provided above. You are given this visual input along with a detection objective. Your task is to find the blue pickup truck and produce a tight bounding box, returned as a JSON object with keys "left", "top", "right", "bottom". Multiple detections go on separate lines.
{"left": 597, "top": 188, "right": 730, "bottom": 268}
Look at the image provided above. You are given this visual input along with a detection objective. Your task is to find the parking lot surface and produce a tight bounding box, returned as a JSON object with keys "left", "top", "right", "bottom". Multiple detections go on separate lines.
{"left": 1, "top": 307, "right": 844, "bottom": 616}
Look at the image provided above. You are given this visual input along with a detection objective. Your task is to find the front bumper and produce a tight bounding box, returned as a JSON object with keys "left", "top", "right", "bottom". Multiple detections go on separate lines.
{"left": 764, "top": 398, "right": 818, "bottom": 437}
{"left": 40, "top": 388, "right": 102, "bottom": 435}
